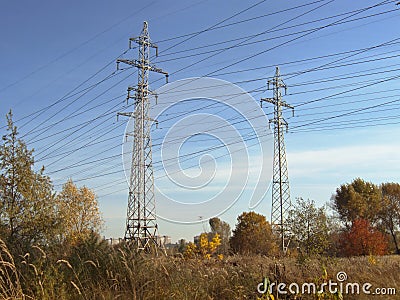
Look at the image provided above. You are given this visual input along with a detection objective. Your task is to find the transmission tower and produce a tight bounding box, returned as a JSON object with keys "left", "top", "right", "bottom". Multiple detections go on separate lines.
{"left": 261, "top": 66, "right": 294, "bottom": 254}
{"left": 116, "top": 21, "right": 168, "bottom": 251}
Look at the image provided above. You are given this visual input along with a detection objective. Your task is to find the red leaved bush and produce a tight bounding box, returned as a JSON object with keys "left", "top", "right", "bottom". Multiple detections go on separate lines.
{"left": 339, "top": 218, "right": 388, "bottom": 256}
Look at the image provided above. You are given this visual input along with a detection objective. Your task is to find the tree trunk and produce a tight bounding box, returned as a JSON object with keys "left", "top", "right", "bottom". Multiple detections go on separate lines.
{"left": 389, "top": 227, "right": 400, "bottom": 254}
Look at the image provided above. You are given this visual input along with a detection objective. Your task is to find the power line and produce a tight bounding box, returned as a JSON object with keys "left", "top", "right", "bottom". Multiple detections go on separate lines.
{"left": 0, "top": 1, "right": 154, "bottom": 94}
{"left": 155, "top": 0, "right": 326, "bottom": 44}
{"left": 17, "top": 51, "right": 130, "bottom": 134}
{"left": 154, "top": 7, "right": 399, "bottom": 65}
{"left": 158, "top": 0, "right": 269, "bottom": 54}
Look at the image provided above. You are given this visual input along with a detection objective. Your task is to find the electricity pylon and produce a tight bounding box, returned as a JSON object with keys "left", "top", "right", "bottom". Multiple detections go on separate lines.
{"left": 117, "top": 21, "right": 168, "bottom": 252}
{"left": 261, "top": 66, "right": 294, "bottom": 254}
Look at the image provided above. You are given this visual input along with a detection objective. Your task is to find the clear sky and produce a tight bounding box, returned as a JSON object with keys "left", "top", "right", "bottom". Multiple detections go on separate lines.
{"left": 1, "top": 0, "right": 400, "bottom": 242}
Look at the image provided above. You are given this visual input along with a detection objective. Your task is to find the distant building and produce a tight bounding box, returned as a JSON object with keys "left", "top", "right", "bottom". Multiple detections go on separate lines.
{"left": 156, "top": 235, "right": 172, "bottom": 246}
{"left": 104, "top": 235, "right": 173, "bottom": 248}
{"left": 104, "top": 237, "right": 124, "bottom": 245}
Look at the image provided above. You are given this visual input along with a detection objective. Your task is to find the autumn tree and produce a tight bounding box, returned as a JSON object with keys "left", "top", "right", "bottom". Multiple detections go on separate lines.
{"left": 209, "top": 217, "right": 231, "bottom": 254}
{"left": 379, "top": 182, "right": 400, "bottom": 254}
{"left": 332, "top": 178, "right": 381, "bottom": 224}
{"left": 339, "top": 218, "right": 388, "bottom": 256}
{"left": 230, "top": 211, "right": 277, "bottom": 255}
{"left": 0, "top": 111, "right": 60, "bottom": 251}
{"left": 57, "top": 179, "right": 103, "bottom": 244}
{"left": 184, "top": 233, "right": 222, "bottom": 259}
{"left": 287, "top": 198, "right": 331, "bottom": 256}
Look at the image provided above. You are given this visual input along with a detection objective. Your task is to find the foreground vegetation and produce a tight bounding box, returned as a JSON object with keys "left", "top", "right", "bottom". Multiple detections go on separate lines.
{"left": 2, "top": 110, "right": 400, "bottom": 299}
{"left": 1, "top": 235, "right": 399, "bottom": 300}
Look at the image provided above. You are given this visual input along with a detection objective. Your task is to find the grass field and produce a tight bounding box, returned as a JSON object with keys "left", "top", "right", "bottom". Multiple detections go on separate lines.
{"left": 1, "top": 237, "right": 399, "bottom": 299}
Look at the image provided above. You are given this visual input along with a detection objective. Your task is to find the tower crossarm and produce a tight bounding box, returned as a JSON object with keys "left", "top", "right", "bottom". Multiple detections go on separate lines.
{"left": 117, "top": 112, "right": 158, "bottom": 126}
{"left": 125, "top": 86, "right": 159, "bottom": 104}
{"left": 260, "top": 98, "right": 294, "bottom": 111}
{"left": 116, "top": 59, "right": 169, "bottom": 83}
{"left": 129, "top": 37, "right": 158, "bottom": 52}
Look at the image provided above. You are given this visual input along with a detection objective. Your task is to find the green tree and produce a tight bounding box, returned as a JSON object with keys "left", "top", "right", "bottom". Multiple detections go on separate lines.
{"left": 379, "top": 182, "right": 400, "bottom": 254}
{"left": 177, "top": 238, "right": 187, "bottom": 253}
{"left": 230, "top": 211, "right": 277, "bottom": 255}
{"left": 287, "top": 198, "right": 331, "bottom": 256}
{"left": 209, "top": 217, "right": 231, "bottom": 254}
{"left": 57, "top": 179, "right": 104, "bottom": 245}
{"left": 332, "top": 178, "right": 381, "bottom": 224}
{"left": 0, "top": 111, "right": 59, "bottom": 251}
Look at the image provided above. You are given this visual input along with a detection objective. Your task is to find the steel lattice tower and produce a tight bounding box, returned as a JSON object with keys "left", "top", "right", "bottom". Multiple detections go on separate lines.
{"left": 117, "top": 21, "right": 168, "bottom": 251}
{"left": 261, "top": 66, "right": 294, "bottom": 254}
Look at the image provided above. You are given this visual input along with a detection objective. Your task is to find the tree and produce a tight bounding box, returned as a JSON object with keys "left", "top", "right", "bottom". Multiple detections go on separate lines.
{"left": 230, "top": 211, "right": 277, "bottom": 255}
{"left": 183, "top": 233, "right": 222, "bottom": 259}
{"left": 177, "top": 238, "right": 187, "bottom": 254}
{"left": 209, "top": 217, "right": 231, "bottom": 254}
{"left": 0, "top": 111, "right": 60, "bottom": 251}
{"left": 57, "top": 179, "right": 103, "bottom": 244}
{"left": 379, "top": 182, "right": 400, "bottom": 254}
{"left": 332, "top": 178, "right": 381, "bottom": 224}
{"left": 339, "top": 218, "right": 388, "bottom": 256}
{"left": 287, "top": 198, "right": 331, "bottom": 256}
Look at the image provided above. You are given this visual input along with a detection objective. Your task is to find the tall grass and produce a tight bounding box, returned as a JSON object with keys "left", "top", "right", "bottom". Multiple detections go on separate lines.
{"left": 0, "top": 239, "right": 24, "bottom": 299}
{"left": 0, "top": 236, "right": 399, "bottom": 299}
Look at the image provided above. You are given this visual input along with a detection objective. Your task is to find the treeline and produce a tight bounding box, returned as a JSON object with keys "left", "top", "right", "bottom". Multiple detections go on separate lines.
{"left": 179, "top": 179, "right": 400, "bottom": 259}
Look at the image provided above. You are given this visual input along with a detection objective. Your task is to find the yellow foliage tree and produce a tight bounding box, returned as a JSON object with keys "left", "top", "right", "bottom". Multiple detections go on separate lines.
{"left": 183, "top": 242, "right": 197, "bottom": 259}
{"left": 184, "top": 233, "right": 222, "bottom": 259}
{"left": 57, "top": 179, "right": 103, "bottom": 245}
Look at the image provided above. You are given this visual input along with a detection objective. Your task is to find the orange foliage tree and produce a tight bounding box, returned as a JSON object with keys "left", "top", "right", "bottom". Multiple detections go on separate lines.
{"left": 339, "top": 218, "right": 388, "bottom": 256}
{"left": 230, "top": 211, "right": 278, "bottom": 255}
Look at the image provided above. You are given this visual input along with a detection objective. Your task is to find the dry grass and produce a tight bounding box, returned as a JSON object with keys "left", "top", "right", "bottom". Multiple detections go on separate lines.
{"left": 0, "top": 239, "right": 25, "bottom": 299}
{"left": 0, "top": 238, "right": 399, "bottom": 299}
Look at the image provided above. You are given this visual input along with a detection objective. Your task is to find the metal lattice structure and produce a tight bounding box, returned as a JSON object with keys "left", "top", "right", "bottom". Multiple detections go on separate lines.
{"left": 117, "top": 21, "right": 168, "bottom": 251}
{"left": 261, "top": 66, "right": 294, "bottom": 254}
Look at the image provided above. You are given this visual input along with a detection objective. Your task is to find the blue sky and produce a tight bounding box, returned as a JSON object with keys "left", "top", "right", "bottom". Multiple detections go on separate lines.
{"left": 1, "top": 0, "right": 400, "bottom": 242}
